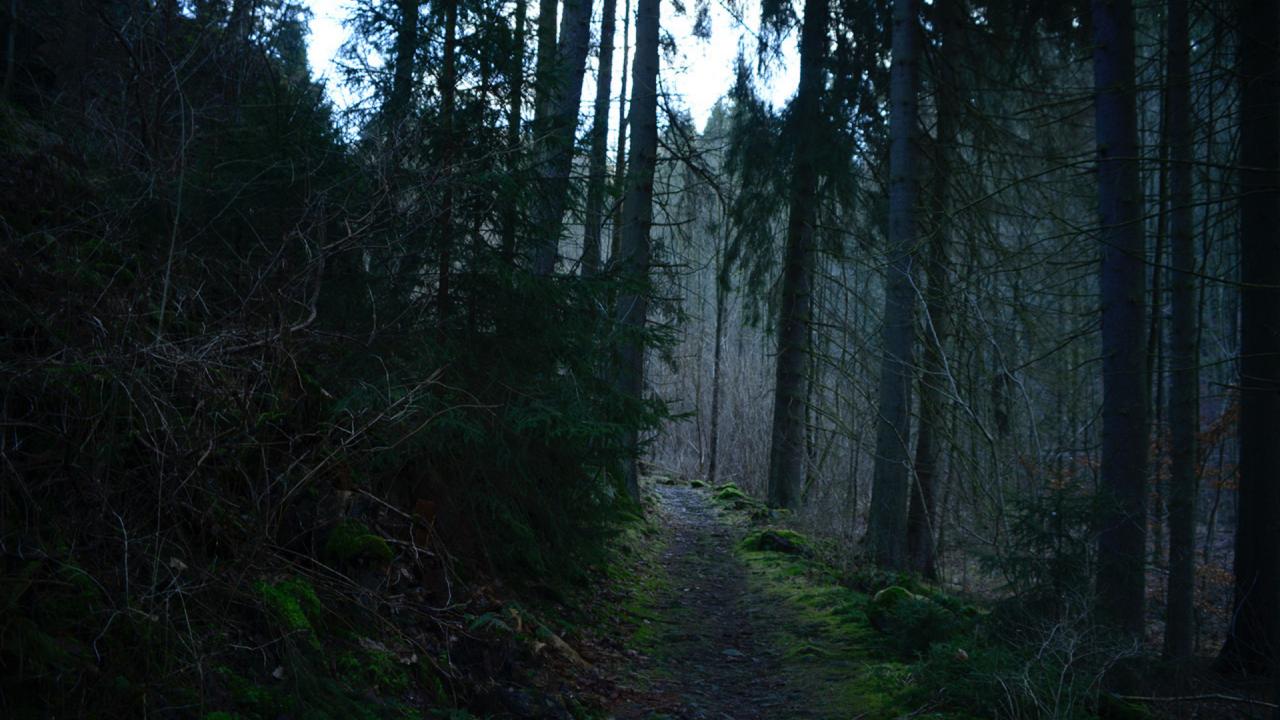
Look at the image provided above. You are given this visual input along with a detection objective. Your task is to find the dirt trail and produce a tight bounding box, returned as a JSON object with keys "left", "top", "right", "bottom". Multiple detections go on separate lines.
{"left": 611, "top": 484, "right": 830, "bottom": 720}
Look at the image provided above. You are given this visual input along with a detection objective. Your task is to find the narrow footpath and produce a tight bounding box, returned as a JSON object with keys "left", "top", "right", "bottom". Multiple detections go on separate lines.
{"left": 609, "top": 483, "right": 841, "bottom": 720}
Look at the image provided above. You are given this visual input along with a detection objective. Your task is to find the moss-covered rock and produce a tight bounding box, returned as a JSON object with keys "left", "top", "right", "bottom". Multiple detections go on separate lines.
{"left": 870, "top": 586, "right": 916, "bottom": 612}
{"left": 742, "top": 528, "right": 814, "bottom": 557}
{"left": 712, "top": 483, "right": 755, "bottom": 509}
{"left": 324, "top": 521, "right": 394, "bottom": 565}
{"left": 867, "top": 585, "right": 966, "bottom": 658}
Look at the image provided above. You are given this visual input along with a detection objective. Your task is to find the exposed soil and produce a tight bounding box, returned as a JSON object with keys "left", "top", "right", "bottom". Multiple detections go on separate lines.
{"left": 608, "top": 484, "right": 834, "bottom": 720}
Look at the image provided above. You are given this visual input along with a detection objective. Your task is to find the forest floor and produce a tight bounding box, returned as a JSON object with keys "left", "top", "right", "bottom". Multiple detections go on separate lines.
{"left": 593, "top": 479, "right": 914, "bottom": 720}
{"left": 388, "top": 473, "right": 1280, "bottom": 720}
{"left": 607, "top": 482, "right": 828, "bottom": 719}
{"left": 570, "top": 479, "right": 1275, "bottom": 720}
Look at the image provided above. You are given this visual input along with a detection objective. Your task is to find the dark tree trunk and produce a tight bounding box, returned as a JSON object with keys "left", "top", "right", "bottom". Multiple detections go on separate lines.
{"left": 907, "top": 0, "right": 959, "bottom": 581}
{"left": 1163, "top": 0, "right": 1197, "bottom": 661}
{"left": 1091, "top": 0, "right": 1148, "bottom": 640}
{"left": 1221, "top": 0, "right": 1280, "bottom": 676}
{"left": 1147, "top": 68, "right": 1169, "bottom": 575}
{"left": 436, "top": 0, "right": 459, "bottom": 330}
{"left": 765, "top": 0, "right": 829, "bottom": 510}
{"left": 581, "top": 0, "right": 619, "bottom": 276}
{"left": 867, "top": 0, "right": 921, "bottom": 568}
{"left": 707, "top": 226, "right": 727, "bottom": 486}
{"left": 531, "top": 0, "right": 558, "bottom": 131}
{"left": 2, "top": 0, "right": 20, "bottom": 102}
{"left": 228, "top": 0, "right": 256, "bottom": 44}
{"left": 614, "top": 0, "right": 659, "bottom": 503}
{"left": 531, "top": 0, "right": 595, "bottom": 275}
{"left": 386, "top": 0, "right": 419, "bottom": 129}
{"left": 610, "top": 0, "right": 632, "bottom": 266}
{"left": 527, "top": 0, "right": 557, "bottom": 265}
{"left": 499, "top": 0, "right": 527, "bottom": 263}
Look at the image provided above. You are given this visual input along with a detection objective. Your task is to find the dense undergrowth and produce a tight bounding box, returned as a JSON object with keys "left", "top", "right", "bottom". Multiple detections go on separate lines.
{"left": 0, "top": 4, "right": 664, "bottom": 717}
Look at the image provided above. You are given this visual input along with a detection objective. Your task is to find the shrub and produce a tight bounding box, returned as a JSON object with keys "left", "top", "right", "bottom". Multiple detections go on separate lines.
{"left": 868, "top": 586, "right": 967, "bottom": 658}
{"left": 913, "top": 608, "right": 1142, "bottom": 719}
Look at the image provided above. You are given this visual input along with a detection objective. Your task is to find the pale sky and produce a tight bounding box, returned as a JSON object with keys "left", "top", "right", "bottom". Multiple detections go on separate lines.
{"left": 302, "top": 0, "right": 800, "bottom": 132}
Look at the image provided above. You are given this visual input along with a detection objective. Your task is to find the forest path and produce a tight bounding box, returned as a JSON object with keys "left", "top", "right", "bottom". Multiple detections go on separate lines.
{"left": 607, "top": 483, "right": 839, "bottom": 720}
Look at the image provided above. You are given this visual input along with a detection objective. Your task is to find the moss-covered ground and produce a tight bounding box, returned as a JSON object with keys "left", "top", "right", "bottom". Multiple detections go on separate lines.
{"left": 595, "top": 478, "right": 985, "bottom": 719}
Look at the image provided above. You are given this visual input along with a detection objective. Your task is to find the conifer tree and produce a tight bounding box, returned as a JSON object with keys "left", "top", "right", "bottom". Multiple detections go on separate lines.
{"left": 867, "top": 0, "right": 921, "bottom": 568}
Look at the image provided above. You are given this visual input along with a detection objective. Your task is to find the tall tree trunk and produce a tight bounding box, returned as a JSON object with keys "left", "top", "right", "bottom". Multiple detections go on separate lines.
{"left": 436, "top": 0, "right": 459, "bottom": 330}
{"left": 527, "top": 0, "right": 558, "bottom": 265}
{"left": 907, "top": 0, "right": 959, "bottom": 580}
{"left": 386, "top": 0, "right": 420, "bottom": 127}
{"left": 707, "top": 222, "right": 728, "bottom": 486}
{"left": 1147, "top": 73, "right": 1169, "bottom": 574}
{"left": 610, "top": 0, "right": 632, "bottom": 266}
{"left": 866, "top": 0, "right": 920, "bottom": 568}
{"left": 1221, "top": 0, "right": 1280, "bottom": 676}
{"left": 765, "top": 0, "right": 829, "bottom": 510}
{"left": 613, "top": 0, "right": 659, "bottom": 503}
{"left": 384, "top": 0, "right": 421, "bottom": 299}
{"left": 228, "top": 0, "right": 256, "bottom": 44}
{"left": 1163, "top": 0, "right": 1197, "bottom": 661}
{"left": 500, "top": 0, "right": 527, "bottom": 263}
{"left": 1091, "top": 0, "right": 1148, "bottom": 640}
{"left": 532, "top": 0, "right": 558, "bottom": 130}
{"left": 581, "top": 0, "right": 619, "bottom": 276}
{"left": 2, "top": 0, "right": 20, "bottom": 103}
{"left": 531, "top": 0, "right": 595, "bottom": 275}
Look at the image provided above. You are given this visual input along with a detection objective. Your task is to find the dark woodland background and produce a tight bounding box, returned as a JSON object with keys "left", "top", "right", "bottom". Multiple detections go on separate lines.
{"left": 1, "top": 0, "right": 1278, "bottom": 717}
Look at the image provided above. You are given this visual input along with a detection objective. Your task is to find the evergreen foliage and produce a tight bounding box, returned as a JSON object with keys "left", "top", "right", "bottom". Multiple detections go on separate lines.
{"left": 0, "top": 1, "right": 664, "bottom": 714}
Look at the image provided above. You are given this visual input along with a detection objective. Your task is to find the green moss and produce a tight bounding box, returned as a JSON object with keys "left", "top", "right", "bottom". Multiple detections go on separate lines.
{"left": 713, "top": 483, "right": 749, "bottom": 502}
{"left": 733, "top": 535, "right": 932, "bottom": 719}
{"left": 257, "top": 577, "right": 323, "bottom": 636}
{"left": 336, "top": 647, "right": 411, "bottom": 694}
{"left": 595, "top": 510, "right": 670, "bottom": 657}
{"left": 324, "top": 521, "right": 394, "bottom": 565}
{"left": 711, "top": 483, "right": 765, "bottom": 513}
{"left": 689, "top": 479, "right": 708, "bottom": 488}
{"left": 741, "top": 528, "right": 814, "bottom": 556}
{"left": 870, "top": 585, "right": 915, "bottom": 610}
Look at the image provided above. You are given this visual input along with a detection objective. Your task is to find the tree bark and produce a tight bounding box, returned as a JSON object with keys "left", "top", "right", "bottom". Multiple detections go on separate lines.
{"left": 581, "top": 0, "right": 619, "bottom": 276}
{"left": 765, "top": 0, "right": 829, "bottom": 510}
{"left": 907, "top": 0, "right": 959, "bottom": 581}
{"left": 1091, "top": 0, "right": 1148, "bottom": 640}
{"left": 532, "top": 0, "right": 559, "bottom": 131}
{"left": 499, "top": 0, "right": 527, "bottom": 263}
{"left": 386, "top": 0, "right": 419, "bottom": 130}
{"left": 1163, "top": 0, "right": 1197, "bottom": 661}
{"left": 2, "top": 0, "right": 20, "bottom": 103}
{"left": 867, "top": 0, "right": 921, "bottom": 568}
{"left": 436, "top": 0, "right": 460, "bottom": 330}
{"left": 531, "top": 0, "right": 595, "bottom": 275}
{"left": 614, "top": 0, "right": 659, "bottom": 502}
{"left": 707, "top": 222, "right": 727, "bottom": 486}
{"left": 1220, "top": 0, "right": 1280, "bottom": 676}
{"left": 609, "top": 0, "right": 632, "bottom": 266}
